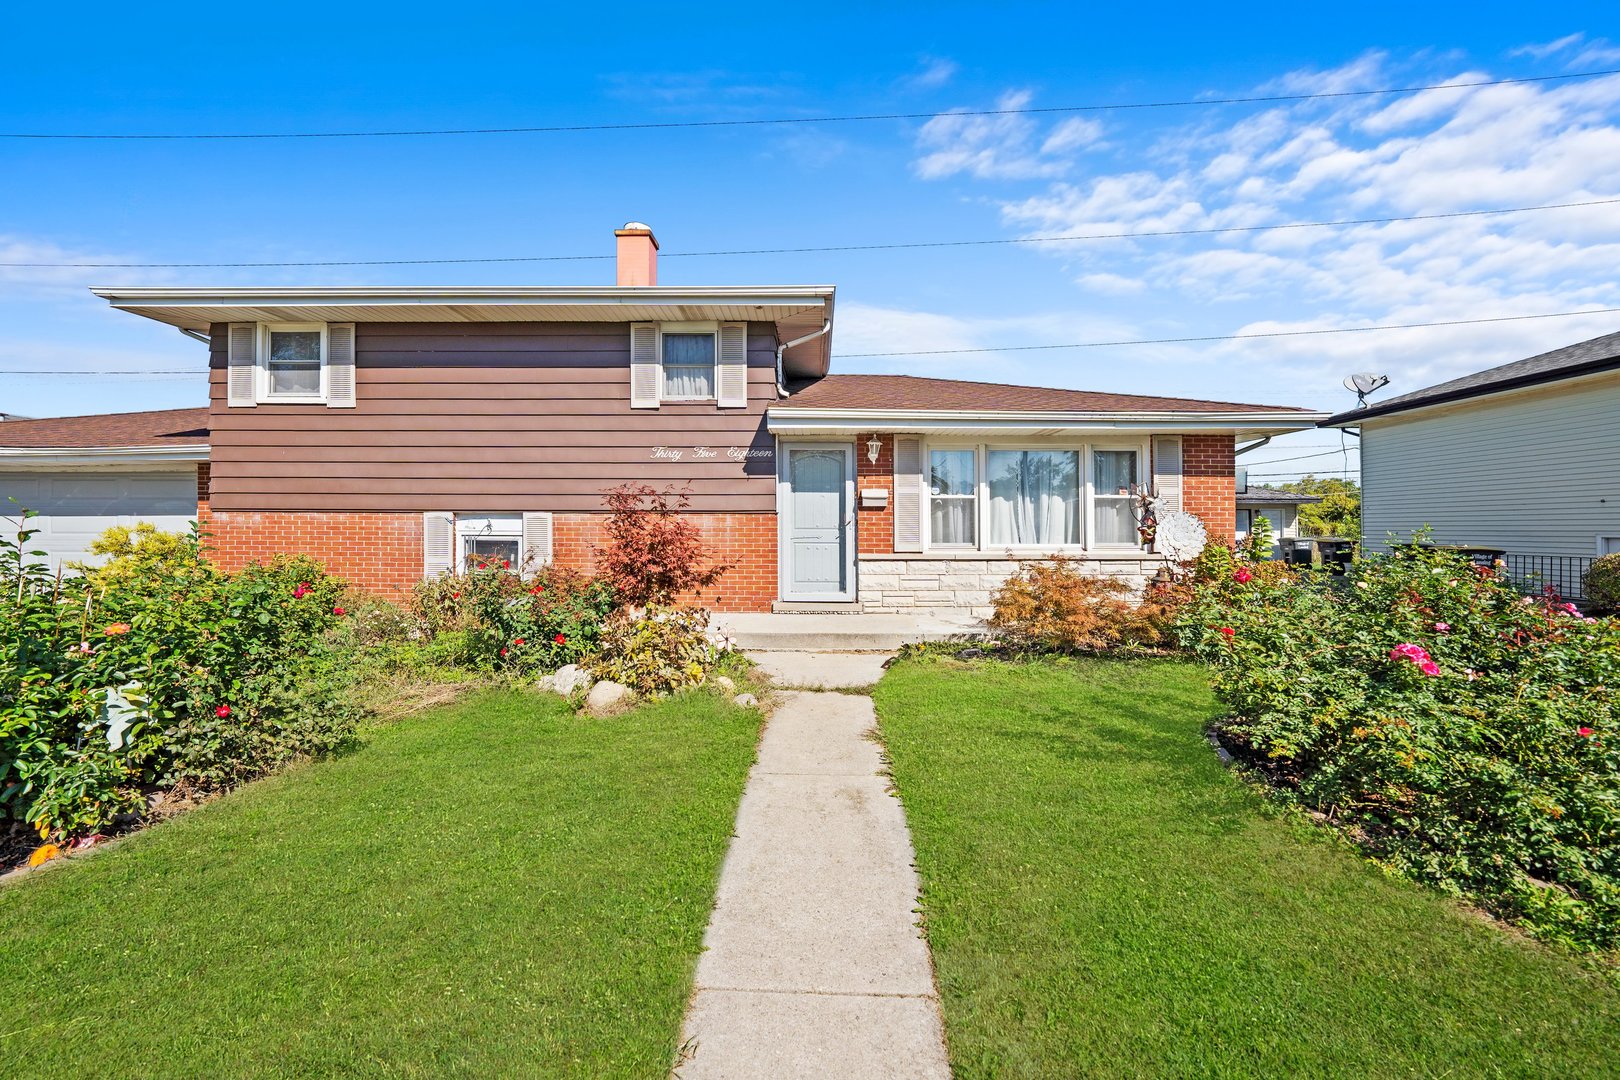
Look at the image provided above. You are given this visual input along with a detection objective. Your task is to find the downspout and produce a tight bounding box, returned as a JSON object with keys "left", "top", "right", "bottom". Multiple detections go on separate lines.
{"left": 1234, "top": 435, "right": 1272, "bottom": 457}
{"left": 776, "top": 317, "right": 832, "bottom": 398}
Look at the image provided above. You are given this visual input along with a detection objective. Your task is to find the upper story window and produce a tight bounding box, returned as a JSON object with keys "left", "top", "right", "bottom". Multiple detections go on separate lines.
{"left": 661, "top": 328, "right": 717, "bottom": 401}
{"left": 259, "top": 323, "right": 327, "bottom": 403}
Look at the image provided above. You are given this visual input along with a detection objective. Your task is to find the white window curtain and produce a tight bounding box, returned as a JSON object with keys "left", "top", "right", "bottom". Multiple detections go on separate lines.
{"left": 987, "top": 450, "right": 1079, "bottom": 545}
{"left": 928, "top": 449, "right": 977, "bottom": 545}
{"left": 1093, "top": 450, "right": 1139, "bottom": 545}
{"left": 662, "top": 332, "right": 716, "bottom": 399}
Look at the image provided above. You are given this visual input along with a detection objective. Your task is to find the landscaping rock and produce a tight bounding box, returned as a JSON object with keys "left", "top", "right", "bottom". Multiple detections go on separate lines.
{"left": 584, "top": 680, "right": 634, "bottom": 716}
{"left": 713, "top": 675, "right": 737, "bottom": 695}
{"left": 732, "top": 692, "right": 759, "bottom": 709}
{"left": 540, "top": 664, "right": 593, "bottom": 697}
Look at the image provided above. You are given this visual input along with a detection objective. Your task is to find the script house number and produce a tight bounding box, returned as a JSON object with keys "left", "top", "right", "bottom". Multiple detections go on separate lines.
{"left": 650, "top": 446, "right": 774, "bottom": 462}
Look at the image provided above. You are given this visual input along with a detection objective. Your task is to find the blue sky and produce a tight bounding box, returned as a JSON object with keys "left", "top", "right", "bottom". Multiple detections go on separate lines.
{"left": 4, "top": 3, "right": 1620, "bottom": 483}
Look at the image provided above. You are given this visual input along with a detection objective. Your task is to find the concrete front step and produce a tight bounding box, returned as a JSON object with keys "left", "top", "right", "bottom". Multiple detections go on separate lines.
{"left": 712, "top": 612, "right": 987, "bottom": 652}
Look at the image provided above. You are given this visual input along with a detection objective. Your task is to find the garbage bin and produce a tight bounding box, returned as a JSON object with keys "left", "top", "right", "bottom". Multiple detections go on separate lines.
{"left": 1315, "top": 538, "right": 1356, "bottom": 575}
{"left": 1284, "top": 538, "right": 1316, "bottom": 567}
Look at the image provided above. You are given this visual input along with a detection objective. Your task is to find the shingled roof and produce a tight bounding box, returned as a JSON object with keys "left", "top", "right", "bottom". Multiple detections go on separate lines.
{"left": 775, "top": 374, "right": 1312, "bottom": 414}
{"left": 0, "top": 407, "right": 209, "bottom": 449}
{"left": 1325, "top": 329, "right": 1620, "bottom": 426}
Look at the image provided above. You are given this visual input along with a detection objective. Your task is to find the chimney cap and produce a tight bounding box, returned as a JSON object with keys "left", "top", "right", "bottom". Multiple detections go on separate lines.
{"left": 615, "top": 221, "right": 658, "bottom": 245}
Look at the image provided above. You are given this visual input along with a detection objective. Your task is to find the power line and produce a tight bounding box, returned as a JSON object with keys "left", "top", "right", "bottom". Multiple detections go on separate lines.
{"left": 836, "top": 305, "right": 1620, "bottom": 357}
{"left": 1244, "top": 447, "right": 1361, "bottom": 466}
{"left": 5, "top": 69, "right": 1616, "bottom": 140}
{"left": 6, "top": 197, "right": 1615, "bottom": 269}
{"left": 7, "top": 304, "right": 1618, "bottom": 375}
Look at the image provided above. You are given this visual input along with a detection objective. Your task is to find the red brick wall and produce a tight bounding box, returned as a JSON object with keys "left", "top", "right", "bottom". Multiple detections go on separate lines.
{"left": 202, "top": 510, "right": 425, "bottom": 597}
{"left": 1183, "top": 433, "right": 1236, "bottom": 543}
{"left": 554, "top": 512, "right": 777, "bottom": 612}
{"left": 196, "top": 463, "right": 211, "bottom": 516}
{"left": 200, "top": 507, "right": 778, "bottom": 610}
{"left": 855, "top": 434, "right": 894, "bottom": 555}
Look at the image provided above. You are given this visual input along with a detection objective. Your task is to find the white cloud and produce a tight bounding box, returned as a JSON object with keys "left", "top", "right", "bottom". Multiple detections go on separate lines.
{"left": 913, "top": 91, "right": 1105, "bottom": 180}
{"left": 1509, "top": 32, "right": 1620, "bottom": 65}
{"left": 902, "top": 56, "right": 958, "bottom": 91}
{"left": 903, "top": 52, "right": 1620, "bottom": 418}
{"left": 1509, "top": 33, "right": 1588, "bottom": 60}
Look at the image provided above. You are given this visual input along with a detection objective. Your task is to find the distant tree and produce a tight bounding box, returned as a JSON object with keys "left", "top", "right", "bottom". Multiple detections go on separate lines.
{"left": 1280, "top": 475, "right": 1361, "bottom": 538}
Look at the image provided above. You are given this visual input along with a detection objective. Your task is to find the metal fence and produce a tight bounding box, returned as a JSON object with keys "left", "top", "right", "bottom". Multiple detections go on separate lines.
{"left": 1500, "top": 553, "right": 1595, "bottom": 602}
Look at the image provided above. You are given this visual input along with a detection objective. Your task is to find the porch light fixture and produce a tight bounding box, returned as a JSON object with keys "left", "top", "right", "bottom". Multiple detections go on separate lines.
{"left": 866, "top": 434, "right": 883, "bottom": 464}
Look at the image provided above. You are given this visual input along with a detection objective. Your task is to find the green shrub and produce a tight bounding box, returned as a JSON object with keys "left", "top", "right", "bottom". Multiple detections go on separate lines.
{"left": 589, "top": 605, "right": 717, "bottom": 697}
{"left": 0, "top": 515, "right": 359, "bottom": 840}
{"left": 1179, "top": 540, "right": 1620, "bottom": 952}
{"left": 409, "top": 564, "right": 615, "bottom": 673}
{"left": 1586, "top": 552, "right": 1620, "bottom": 614}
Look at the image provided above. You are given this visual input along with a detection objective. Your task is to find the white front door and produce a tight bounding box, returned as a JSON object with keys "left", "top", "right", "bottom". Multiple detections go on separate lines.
{"left": 781, "top": 444, "right": 854, "bottom": 600}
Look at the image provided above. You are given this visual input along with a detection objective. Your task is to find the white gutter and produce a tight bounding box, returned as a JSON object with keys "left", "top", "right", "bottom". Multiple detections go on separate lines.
{"left": 776, "top": 318, "right": 833, "bottom": 397}
{"left": 0, "top": 445, "right": 209, "bottom": 467}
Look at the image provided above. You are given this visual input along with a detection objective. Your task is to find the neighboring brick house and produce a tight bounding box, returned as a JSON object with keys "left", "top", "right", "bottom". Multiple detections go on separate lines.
{"left": 32, "top": 222, "right": 1323, "bottom": 613}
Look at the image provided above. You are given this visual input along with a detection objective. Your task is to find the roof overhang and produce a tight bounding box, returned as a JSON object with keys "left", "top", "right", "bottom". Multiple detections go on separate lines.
{"left": 0, "top": 445, "right": 209, "bottom": 468}
{"left": 91, "top": 285, "right": 837, "bottom": 379}
{"left": 1323, "top": 356, "right": 1620, "bottom": 427}
{"left": 766, "top": 407, "right": 1327, "bottom": 438}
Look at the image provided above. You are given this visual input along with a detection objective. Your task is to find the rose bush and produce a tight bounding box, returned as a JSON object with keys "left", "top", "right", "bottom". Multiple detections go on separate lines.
{"left": 1, "top": 513, "right": 358, "bottom": 842}
{"left": 1179, "top": 540, "right": 1619, "bottom": 953}
{"left": 408, "top": 563, "right": 615, "bottom": 673}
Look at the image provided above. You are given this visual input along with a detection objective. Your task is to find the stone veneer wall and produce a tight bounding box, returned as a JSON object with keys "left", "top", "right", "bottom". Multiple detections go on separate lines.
{"left": 856, "top": 553, "right": 1166, "bottom": 617}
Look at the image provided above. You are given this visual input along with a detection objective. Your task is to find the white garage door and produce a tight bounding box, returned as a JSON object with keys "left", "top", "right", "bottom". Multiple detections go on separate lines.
{"left": 0, "top": 469, "right": 198, "bottom": 569}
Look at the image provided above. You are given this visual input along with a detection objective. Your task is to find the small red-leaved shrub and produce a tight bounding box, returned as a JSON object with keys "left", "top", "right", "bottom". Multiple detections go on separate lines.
{"left": 991, "top": 557, "right": 1176, "bottom": 651}
{"left": 595, "top": 484, "right": 732, "bottom": 607}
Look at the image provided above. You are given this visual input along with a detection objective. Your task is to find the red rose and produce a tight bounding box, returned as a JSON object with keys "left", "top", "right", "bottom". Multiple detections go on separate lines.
{"left": 1234, "top": 568, "right": 1253, "bottom": 584}
{"left": 1578, "top": 727, "right": 1595, "bottom": 737}
{"left": 1217, "top": 626, "right": 1235, "bottom": 639}
{"left": 514, "top": 637, "right": 525, "bottom": 646}
{"left": 500, "top": 648, "right": 508, "bottom": 657}
{"left": 554, "top": 633, "right": 566, "bottom": 645}
{"left": 215, "top": 705, "right": 231, "bottom": 719}
{"left": 332, "top": 606, "right": 346, "bottom": 616}
{"left": 503, "top": 559, "right": 510, "bottom": 569}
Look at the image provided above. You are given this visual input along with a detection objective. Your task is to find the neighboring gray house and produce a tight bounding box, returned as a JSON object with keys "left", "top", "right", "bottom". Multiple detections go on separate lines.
{"left": 1235, "top": 484, "right": 1321, "bottom": 556}
{"left": 1325, "top": 330, "right": 1620, "bottom": 599}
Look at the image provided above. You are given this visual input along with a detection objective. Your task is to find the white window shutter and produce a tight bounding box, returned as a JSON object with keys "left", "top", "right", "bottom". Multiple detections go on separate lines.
{"left": 893, "top": 435, "right": 924, "bottom": 553}
{"left": 227, "top": 323, "right": 257, "bottom": 407}
{"left": 1152, "top": 436, "right": 1183, "bottom": 512}
{"left": 521, "top": 512, "right": 554, "bottom": 578}
{"left": 717, "top": 322, "right": 748, "bottom": 408}
{"left": 630, "top": 323, "right": 660, "bottom": 409}
{"left": 326, "top": 322, "right": 356, "bottom": 408}
{"left": 423, "top": 512, "right": 455, "bottom": 578}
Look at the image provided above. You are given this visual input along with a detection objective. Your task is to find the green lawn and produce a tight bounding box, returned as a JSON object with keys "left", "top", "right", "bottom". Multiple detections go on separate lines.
{"left": 0, "top": 690, "right": 759, "bottom": 1078}
{"left": 875, "top": 657, "right": 1620, "bottom": 1079}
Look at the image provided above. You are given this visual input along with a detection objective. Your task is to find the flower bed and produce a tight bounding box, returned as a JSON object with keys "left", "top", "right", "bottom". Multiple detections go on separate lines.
{"left": 1, "top": 515, "right": 358, "bottom": 851}
{"left": 1180, "top": 540, "right": 1619, "bottom": 954}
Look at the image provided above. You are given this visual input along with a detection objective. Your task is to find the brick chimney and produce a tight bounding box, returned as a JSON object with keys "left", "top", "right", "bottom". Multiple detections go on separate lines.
{"left": 614, "top": 221, "right": 659, "bottom": 286}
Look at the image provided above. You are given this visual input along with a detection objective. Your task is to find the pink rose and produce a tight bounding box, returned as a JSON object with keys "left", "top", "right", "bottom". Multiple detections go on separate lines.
{"left": 1418, "top": 660, "right": 1440, "bottom": 677}
{"left": 1234, "top": 568, "right": 1253, "bottom": 584}
{"left": 1432, "top": 622, "right": 1450, "bottom": 633}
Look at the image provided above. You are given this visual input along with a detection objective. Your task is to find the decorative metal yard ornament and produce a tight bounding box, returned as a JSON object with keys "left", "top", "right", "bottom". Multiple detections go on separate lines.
{"left": 1153, "top": 511, "right": 1208, "bottom": 562}
{"left": 1130, "top": 485, "right": 1164, "bottom": 546}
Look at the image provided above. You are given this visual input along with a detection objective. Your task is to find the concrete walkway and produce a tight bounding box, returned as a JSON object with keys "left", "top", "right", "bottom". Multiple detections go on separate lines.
{"left": 676, "top": 659, "right": 949, "bottom": 1078}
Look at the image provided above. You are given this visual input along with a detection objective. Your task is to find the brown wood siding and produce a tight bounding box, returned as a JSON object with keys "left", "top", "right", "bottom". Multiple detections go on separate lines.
{"left": 207, "top": 321, "right": 779, "bottom": 513}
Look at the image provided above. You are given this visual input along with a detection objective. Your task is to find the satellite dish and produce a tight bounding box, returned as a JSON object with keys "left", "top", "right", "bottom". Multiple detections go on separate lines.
{"left": 1342, "top": 372, "right": 1389, "bottom": 408}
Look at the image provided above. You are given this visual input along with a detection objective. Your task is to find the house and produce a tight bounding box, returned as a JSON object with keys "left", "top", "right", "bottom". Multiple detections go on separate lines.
{"left": 0, "top": 408, "right": 209, "bottom": 567}
{"left": 1235, "top": 484, "right": 1321, "bottom": 556}
{"left": 1324, "top": 329, "right": 1620, "bottom": 599}
{"left": 29, "top": 223, "right": 1323, "bottom": 613}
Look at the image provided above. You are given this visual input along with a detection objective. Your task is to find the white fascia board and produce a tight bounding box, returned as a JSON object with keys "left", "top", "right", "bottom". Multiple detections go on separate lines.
{"left": 0, "top": 445, "right": 208, "bottom": 467}
{"left": 92, "top": 285, "right": 833, "bottom": 309}
{"left": 766, "top": 408, "right": 1327, "bottom": 435}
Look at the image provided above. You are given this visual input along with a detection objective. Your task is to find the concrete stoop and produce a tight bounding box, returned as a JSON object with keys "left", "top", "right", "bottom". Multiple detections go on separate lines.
{"left": 712, "top": 612, "right": 987, "bottom": 652}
